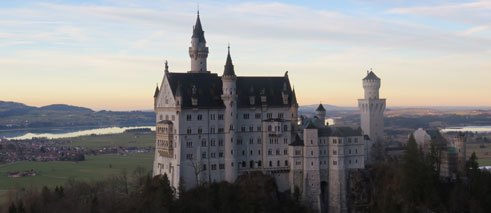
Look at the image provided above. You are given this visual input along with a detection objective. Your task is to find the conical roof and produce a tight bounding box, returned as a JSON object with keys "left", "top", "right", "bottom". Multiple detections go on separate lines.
{"left": 153, "top": 85, "right": 159, "bottom": 98}
{"left": 316, "top": 103, "right": 326, "bottom": 112}
{"left": 192, "top": 13, "right": 206, "bottom": 43}
{"left": 223, "top": 46, "right": 236, "bottom": 76}
{"left": 363, "top": 71, "right": 380, "bottom": 80}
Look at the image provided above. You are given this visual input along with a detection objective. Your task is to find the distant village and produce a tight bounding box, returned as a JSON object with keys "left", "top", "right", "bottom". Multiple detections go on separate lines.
{"left": 0, "top": 129, "right": 154, "bottom": 178}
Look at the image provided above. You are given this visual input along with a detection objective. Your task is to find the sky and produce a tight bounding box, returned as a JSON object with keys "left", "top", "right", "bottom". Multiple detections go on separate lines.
{"left": 1, "top": 0, "right": 490, "bottom": 110}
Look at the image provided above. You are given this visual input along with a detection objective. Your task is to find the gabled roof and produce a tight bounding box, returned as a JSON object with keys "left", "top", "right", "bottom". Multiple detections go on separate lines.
{"left": 363, "top": 71, "right": 380, "bottom": 80}
{"left": 316, "top": 104, "right": 326, "bottom": 112}
{"left": 192, "top": 13, "right": 206, "bottom": 43}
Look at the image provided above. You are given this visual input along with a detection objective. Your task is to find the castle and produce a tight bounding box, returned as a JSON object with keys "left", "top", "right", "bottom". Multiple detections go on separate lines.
{"left": 153, "top": 13, "right": 385, "bottom": 213}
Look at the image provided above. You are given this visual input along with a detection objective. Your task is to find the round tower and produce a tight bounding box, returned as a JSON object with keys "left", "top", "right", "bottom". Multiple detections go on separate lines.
{"left": 188, "top": 11, "right": 209, "bottom": 73}
{"left": 362, "top": 70, "right": 381, "bottom": 99}
{"left": 221, "top": 46, "right": 238, "bottom": 182}
{"left": 315, "top": 103, "right": 326, "bottom": 126}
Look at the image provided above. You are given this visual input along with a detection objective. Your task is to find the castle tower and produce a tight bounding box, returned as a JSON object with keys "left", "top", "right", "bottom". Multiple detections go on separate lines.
{"left": 316, "top": 104, "right": 326, "bottom": 126}
{"left": 188, "top": 11, "right": 209, "bottom": 73}
{"left": 455, "top": 133, "right": 467, "bottom": 173}
{"left": 358, "top": 70, "right": 386, "bottom": 143}
{"left": 302, "top": 122, "right": 321, "bottom": 211}
{"left": 221, "top": 46, "right": 238, "bottom": 182}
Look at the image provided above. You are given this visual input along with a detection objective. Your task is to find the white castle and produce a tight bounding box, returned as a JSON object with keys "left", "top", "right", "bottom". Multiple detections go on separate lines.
{"left": 153, "top": 13, "right": 386, "bottom": 213}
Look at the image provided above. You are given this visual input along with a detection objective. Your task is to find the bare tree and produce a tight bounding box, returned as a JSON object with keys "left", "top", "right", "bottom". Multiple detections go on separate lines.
{"left": 189, "top": 159, "right": 204, "bottom": 186}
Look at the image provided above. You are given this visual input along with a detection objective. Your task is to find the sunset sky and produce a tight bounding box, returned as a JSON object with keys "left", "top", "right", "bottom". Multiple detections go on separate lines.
{"left": 1, "top": 0, "right": 490, "bottom": 110}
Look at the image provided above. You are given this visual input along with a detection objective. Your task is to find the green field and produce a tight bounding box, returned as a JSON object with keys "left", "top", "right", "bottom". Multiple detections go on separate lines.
{"left": 0, "top": 152, "right": 153, "bottom": 204}
{"left": 64, "top": 132, "right": 155, "bottom": 148}
{"left": 466, "top": 143, "right": 491, "bottom": 166}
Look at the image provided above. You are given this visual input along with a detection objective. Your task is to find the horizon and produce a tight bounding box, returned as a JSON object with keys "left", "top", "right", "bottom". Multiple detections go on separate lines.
{"left": 1, "top": 0, "right": 490, "bottom": 110}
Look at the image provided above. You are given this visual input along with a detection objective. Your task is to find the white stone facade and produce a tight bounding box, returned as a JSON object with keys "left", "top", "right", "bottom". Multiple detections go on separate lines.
{"left": 153, "top": 13, "right": 374, "bottom": 213}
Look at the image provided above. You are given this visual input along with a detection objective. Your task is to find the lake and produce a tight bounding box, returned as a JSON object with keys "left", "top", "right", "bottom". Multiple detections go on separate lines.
{"left": 441, "top": 126, "right": 491, "bottom": 133}
{"left": 0, "top": 126, "right": 155, "bottom": 140}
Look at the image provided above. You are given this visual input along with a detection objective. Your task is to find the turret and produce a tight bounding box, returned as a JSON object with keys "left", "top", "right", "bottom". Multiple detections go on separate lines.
{"left": 316, "top": 103, "right": 326, "bottom": 126}
{"left": 363, "top": 70, "right": 381, "bottom": 99}
{"left": 153, "top": 84, "right": 159, "bottom": 109}
{"left": 188, "top": 11, "right": 209, "bottom": 73}
{"left": 221, "top": 46, "right": 238, "bottom": 182}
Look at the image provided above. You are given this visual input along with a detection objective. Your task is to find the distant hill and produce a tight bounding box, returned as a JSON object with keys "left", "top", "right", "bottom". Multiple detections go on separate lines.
{"left": 299, "top": 104, "right": 357, "bottom": 113}
{"left": 0, "top": 101, "right": 155, "bottom": 130}
{"left": 39, "top": 104, "right": 93, "bottom": 112}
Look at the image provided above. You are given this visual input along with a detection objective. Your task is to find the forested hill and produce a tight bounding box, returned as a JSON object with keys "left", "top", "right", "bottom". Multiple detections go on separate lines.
{"left": 0, "top": 101, "right": 155, "bottom": 129}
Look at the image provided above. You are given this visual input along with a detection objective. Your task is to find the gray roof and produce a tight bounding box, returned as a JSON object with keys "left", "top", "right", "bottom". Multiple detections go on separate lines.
{"left": 316, "top": 104, "right": 326, "bottom": 112}
{"left": 192, "top": 13, "right": 206, "bottom": 43}
{"left": 153, "top": 85, "right": 160, "bottom": 98}
{"left": 363, "top": 71, "right": 380, "bottom": 80}
{"left": 290, "top": 134, "right": 304, "bottom": 146}
{"left": 223, "top": 47, "right": 235, "bottom": 76}
{"left": 165, "top": 72, "right": 295, "bottom": 109}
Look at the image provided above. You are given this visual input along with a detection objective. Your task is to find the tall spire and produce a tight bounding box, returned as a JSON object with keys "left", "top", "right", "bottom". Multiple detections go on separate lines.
{"left": 192, "top": 11, "right": 205, "bottom": 43}
{"left": 223, "top": 45, "right": 236, "bottom": 76}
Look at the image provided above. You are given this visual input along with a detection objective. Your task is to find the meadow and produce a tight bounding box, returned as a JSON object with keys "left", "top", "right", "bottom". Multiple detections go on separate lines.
{"left": 64, "top": 132, "right": 155, "bottom": 148}
{"left": 0, "top": 132, "right": 156, "bottom": 204}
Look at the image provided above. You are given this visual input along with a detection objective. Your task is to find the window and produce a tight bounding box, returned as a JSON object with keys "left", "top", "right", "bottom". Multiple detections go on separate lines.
{"left": 333, "top": 161, "right": 337, "bottom": 165}
{"left": 201, "top": 140, "right": 206, "bottom": 147}
{"left": 218, "top": 128, "right": 224, "bottom": 133}
{"left": 198, "top": 128, "right": 202, "bottom": 134}
{"left": 210, "top": 127, "right": 216, "bottom": 134}
{"left": 283, "top": 125, "right": 288, "bottom": 131}
{"left": 250, "top": 150, "right": 253, "bottom": 155}
{"left": 276, "top": 149, "right": 280, "bottom": 155}
{"left": 211, "top": 164, "right": 217, "bottom": 170}
{"left": 202, "top": 164, "right": 207, "bottom": 171}
{"left": 269, "top": 161, "right": 272, "bottom": 167}
{"left": 219, "top": 164, "right": 225, "bottom": 170}
{"left": 285, "top": 160, "right": 288, "bottom": 166}
{"left": 277, "top": 161, "right": 280, "bottom": 166}
{"left": 242, "top": 150, "right": 245, "bottom": 156}
{"left": 171, "top": 115, "right": 175, "bottom": 121}
{"left": 333, "top": 150, "right": 337, "bottom": 155}
{"left": 267, "top": 113, "right": 273, "bottom": 119}
{"left": 249, "top": 126, "right": 254, "bottom": 132}
{"left": 243, "top": 113, "right": 249, "bottom": 119}
{"left": 249, "top": 138, "right": 253, "bottom": 144}
{"left": 257, "top": 126, "right": 261, "bottom": 131}
{"left": 258, "top": 161, "right": 262, "bottom": 167}
{"left": 283, "top": 138, "right": 288, "bottom": 144}
{"left": 257, "top": 138, "right": 261, "bottom": 144}
{"left": 197, "top": 114, "right": 203, "bottom": 120}
{"left": 219, "top": 152, "right": 224, "bottom": 158}
{"left": 268, "top": 125, "right": 272, "bottom": 131}
{"left": 186, "top": 114, "right": 192, "bottom": 121}
{"left": 210, "top": 139, "right": 216, "bottom": 146}
{"left": 241, "top": 126, "right": 246, "bottom": 132}
{"left": 211, "top": 152, "right": 216, "bottom": 158}
{"left": 255, "top": 113, "right": 261, "bottom": 119}
{"left": 186, "top": 154, "right": 193, "bottom": 160}
{"left": 295, "top": 150, "right": 301, "bottom": 155}
{"left": 258, "top": 150, "right": 261, "bottom": 155}
{"left": 186, "top": 142, "right": 193, "bottom": 148}
{"left": 278, "top": 113, "right": 284, "bottom": 119}
{"left": 218, "top": 139, "right": 224, "bottom": 146}
{"left": 186, "top": 128, "right": 192, "bottom": 134}
{"left": 349, "top": 149, "right": 351, "bottom": 154}
{"left": 268, "top": 149, "right": 272, "bottom": 155}
{"left": 202, "top": 152, "right": 207, "bottom": 159}
{"left": 210, "top": 114, "right": 216, "bottom": 120}
{"left": 284, "top": 149, "right": 288, "bottom": 155}
{"left": 218, "top": 114, "right": 224, "bottom": 120}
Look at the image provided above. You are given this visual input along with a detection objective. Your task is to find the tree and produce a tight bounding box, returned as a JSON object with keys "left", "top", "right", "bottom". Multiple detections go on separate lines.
{"left": 189, "top": 159, "right": 204, "bottom": 186}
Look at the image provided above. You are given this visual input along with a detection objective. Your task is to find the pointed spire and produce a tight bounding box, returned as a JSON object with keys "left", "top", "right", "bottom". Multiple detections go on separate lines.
{"left": 192, "top": 10, "right": 206, "bottom": 43}
{"left": 164, "top": 60, "right": 169, "bottom": 73}
{"left": 223, "top": 45, "right": 236, "bottom": 76}
{"left": 316, "top": 103, "right": 326, "bottom": 112}
{"left": 154, "top": 84, "right": 160, "bottom": 98}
